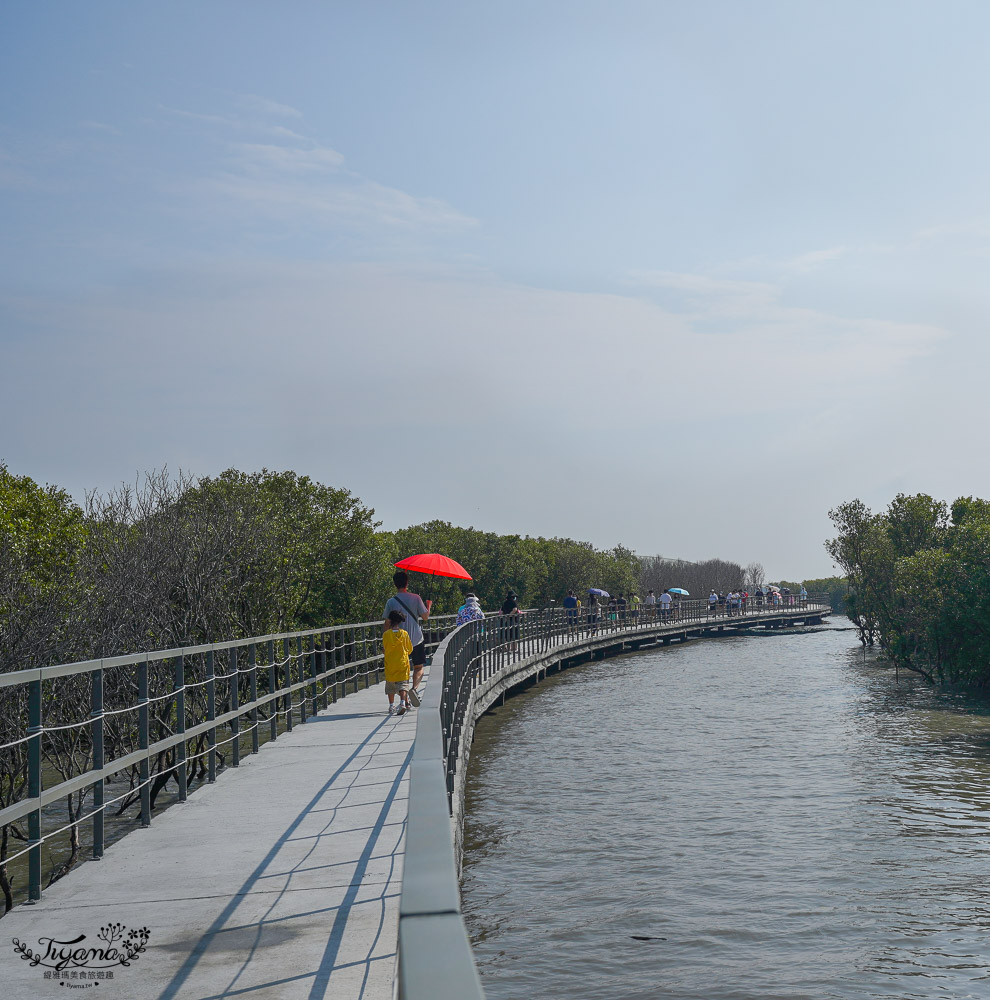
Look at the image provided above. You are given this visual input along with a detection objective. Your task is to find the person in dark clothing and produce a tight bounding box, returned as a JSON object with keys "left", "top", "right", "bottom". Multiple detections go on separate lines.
{"left": 586, "top": 593, "right": 599, "bottom": 634}
{"left": 500, "top": 590, "right": 521, "bottom": 651}
{"left": 563, "top": 589, "right": 579, "bottom": 632}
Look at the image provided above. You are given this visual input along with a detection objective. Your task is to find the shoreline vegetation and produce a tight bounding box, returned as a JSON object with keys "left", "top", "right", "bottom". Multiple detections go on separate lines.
{"left": 828, "top": 493, "right": 990, "bottom": 690}
{"left": 0, "top": 461, "right": 839, "bottom": 911}
{"left": 1, "top": 463, "right": 839, "bottom": 676}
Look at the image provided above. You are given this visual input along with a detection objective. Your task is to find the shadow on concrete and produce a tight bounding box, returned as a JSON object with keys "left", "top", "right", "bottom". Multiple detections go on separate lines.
{"left": 156, "top": 716, "right": 411, "bottom": 1000}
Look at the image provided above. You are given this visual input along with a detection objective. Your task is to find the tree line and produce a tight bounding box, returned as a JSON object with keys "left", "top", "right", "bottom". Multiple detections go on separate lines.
{"left": 827, "top": 492, "right": 990, "bottom": 688}
{"left": 1, "top": 462, "right": 835, "bottom": 908}
{"left": 0, "top": 465, "right": 721, "bottom": 674}
{"left": 0, "top": 463, "right": 845, "bottom": 676}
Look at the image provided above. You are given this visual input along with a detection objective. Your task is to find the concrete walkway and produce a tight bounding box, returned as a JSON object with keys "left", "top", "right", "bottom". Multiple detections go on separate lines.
{"left": 3, "top": 676, "right": 417, "bottom": 1000}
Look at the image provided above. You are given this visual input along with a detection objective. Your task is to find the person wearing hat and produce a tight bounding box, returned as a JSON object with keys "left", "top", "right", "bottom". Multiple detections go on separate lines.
{"left": 456, "top": 592, "right": 484, "bottom": 626}
{"left": 500, "top": 590, "right": 521, "bottom": 651}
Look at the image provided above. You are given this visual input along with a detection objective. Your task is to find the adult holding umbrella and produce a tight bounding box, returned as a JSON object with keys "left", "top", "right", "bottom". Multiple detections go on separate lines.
{"left": 385, "top": 553, "right": 474, "bottom": 702}
{"left": 587, "top": 588, "right": 607, "bottom": 634}
{"left": 668, "top": 588, "right": 689, "bottom": 620}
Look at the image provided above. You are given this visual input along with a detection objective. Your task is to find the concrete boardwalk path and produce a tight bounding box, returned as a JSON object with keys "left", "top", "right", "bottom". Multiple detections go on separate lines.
{"left": 3, "top": 676, "right": 417, "bottom": 1000}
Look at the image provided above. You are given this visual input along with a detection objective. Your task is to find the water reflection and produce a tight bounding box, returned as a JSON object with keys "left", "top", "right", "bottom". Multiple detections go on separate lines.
{"left": 461, "top": 626, "right": 990, "bottom": 1000}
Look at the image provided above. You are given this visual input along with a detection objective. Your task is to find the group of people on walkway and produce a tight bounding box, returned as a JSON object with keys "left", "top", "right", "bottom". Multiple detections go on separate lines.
{"left": 706, "top": 586, "right": 808, "bottom": 617}
{"left": 381, "top": 573, "right": 520, "bottom": 715}
{"left": 382, "top": 571, "right": 431, "bottom": 716}
{"left": 380, "top": 572, "right": 810, "bottom": 714}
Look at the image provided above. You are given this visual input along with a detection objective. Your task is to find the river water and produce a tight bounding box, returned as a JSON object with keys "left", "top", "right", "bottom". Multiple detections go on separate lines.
{"left": 460, "top": 625, "right": 990, "bottom": 1000}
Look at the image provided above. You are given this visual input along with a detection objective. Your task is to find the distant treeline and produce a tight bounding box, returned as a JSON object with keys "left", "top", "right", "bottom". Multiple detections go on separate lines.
{"left": 828, "top": 493, "right": 990, "bottom": 688}
{"left": 2, "top": 464, "right": 827, "bottom": 673}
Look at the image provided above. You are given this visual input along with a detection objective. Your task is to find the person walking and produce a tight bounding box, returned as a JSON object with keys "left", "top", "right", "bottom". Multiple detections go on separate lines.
{"left": 645, "top": 589, "right": 657, "bottom": 619}
{"left": 384, "top": 570, "right": 431, "bottom": 702}
{"left": 456, "top": 592, "right": 484, "bottom": 626}
{"left": 659, "top": 588, "right": 672, "bottom": 620}
{"left": 500, "top": 590, "right": 521, "bottom": 652}
{"left": 563, "top": 589, "right": 579, "bottom": 632}
{"left": 708, "top": 590, "right": 718, "bottom": 616}
{"left": 586, "top": 592, "right": 600, "bottom": 635}
{"left": 383, "top": 610, "right": 413, "bottom": 716}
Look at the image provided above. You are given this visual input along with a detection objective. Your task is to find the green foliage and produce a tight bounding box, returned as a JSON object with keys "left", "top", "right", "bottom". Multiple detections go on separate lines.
{"left": 799, "top": 576, "right": 848, "bottom": 613}
{"left": 0, "top": 464, "right": 85, "bottom": 587}
{"left": 384, "top": 523, "right": 639, "bottom": 613}
{"left": 0, "top": 461, "right": 761, "bottom": 670}
{"left": 182, "top": 470, "right": 388, "bottom": 632}
{"left": 0, "top": 465, "right": 87, "bottom": 671}
{"left": 827, "top": 492, "right": 990, "bottom": 688}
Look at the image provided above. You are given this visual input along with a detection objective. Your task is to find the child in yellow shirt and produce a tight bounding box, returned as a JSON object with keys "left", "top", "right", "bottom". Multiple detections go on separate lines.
{"left": 383, "top": 610, "right": 413, "bottom": 716}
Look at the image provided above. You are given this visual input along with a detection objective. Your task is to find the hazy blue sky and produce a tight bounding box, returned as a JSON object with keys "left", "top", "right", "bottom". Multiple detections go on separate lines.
{"left": 3, "top": 1, "right": 989, "bottom": 579}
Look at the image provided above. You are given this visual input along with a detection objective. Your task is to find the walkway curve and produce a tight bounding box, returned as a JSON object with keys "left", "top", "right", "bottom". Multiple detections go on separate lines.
{"left": 398, "top": 599, "right": 832, "bottom": 1000}
{"left": 0, "top": 600, "right": 830, "bottom": 1000}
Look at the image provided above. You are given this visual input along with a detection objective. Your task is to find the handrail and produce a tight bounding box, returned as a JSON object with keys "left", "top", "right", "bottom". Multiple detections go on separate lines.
{"left": 0, "top": 614, "right": 462, "bottom": 900}
{"left": 397, "top": 594, "right": 832, "bottom": 999}
{"left": 0, "top": 617, "right": 430, "bottom": 690}
{"left": 0, "top": 593, "right": 830, "bottom": 958}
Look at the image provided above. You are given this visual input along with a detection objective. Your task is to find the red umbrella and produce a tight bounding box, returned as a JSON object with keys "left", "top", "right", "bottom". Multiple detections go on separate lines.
{"left": 394, "top": 553, "right": 473, "bottom": 581}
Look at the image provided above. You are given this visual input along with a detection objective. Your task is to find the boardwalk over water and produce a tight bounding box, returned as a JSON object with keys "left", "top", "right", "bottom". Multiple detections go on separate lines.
{"left": 0, "top": 599, "right": 831, "bottom": 1000}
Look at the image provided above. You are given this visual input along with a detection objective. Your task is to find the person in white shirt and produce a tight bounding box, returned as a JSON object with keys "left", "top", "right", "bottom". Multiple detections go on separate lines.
{"left": 659, "top": 589, "right": 673, "bottom": 619}
{"left": 708, "top": 590, "right": 718, "bottom": 616}
{"left": 645, "top": 590, "right": 657, "bottom": 619}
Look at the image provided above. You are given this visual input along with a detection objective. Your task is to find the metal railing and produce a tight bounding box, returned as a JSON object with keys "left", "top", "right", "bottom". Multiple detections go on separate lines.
{"left": 0, "top": 615, "right": 460, "bottom": 904}
{"left": 398, "top": 593, "right": 831, "bottom": 999}
{"left": 0, "top": 593, "right": 830, "bottom": 992}
{"left": 441, "top": 594, "right": 829, "bottom": 805}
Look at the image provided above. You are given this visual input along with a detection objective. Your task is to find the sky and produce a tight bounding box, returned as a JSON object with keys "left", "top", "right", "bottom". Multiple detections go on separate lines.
{"left": 3, "top": 1, "right": 990, "bottom": 580}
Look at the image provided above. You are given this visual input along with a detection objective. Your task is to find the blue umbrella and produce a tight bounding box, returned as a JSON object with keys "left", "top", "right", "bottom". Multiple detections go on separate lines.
{"left": 668, "top": 588, "right": 690, "bottom": 596}
{"left": 588, "top": 588, "right": 610, "bottom": 597}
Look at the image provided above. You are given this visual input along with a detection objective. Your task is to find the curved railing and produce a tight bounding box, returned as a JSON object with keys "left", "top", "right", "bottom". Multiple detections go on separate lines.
{"left": 0, "top": 593, "right": 831, "bottom": 991}
{"left": 398, "top": 594, "right": 832, "bottom": 999}
{"left": 0, "top": 615, "right": 461, "bottom": 905}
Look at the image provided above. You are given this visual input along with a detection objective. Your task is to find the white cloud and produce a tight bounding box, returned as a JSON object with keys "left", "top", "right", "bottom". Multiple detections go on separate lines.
{"left": 161, "top": 104, "right": 308, "bottom": 142}
{"left": 237, "top": 95, "right": 303, "bottom": 119}
{"left": 630, "top": 270, "right": 779, "bottom": 312}
{"left": 234, "top": 142, "right": 345, "bottom": 172}
{"left": 160, "top": 105, "right": 237, "bottom": 128}
{"left": 785, "top": 245, "right": 849, "bottom": 270}
{"left": 79, "top": 120, "right": 121, "bottom": 134}
{"left": 624, "top": 269, "right": 944, "bottom": 400}
{"left": 0, "top": 259, "right": 961, "bottom": 577}
{"left": 160, "top": 103, "right": 475, "bottom": 235}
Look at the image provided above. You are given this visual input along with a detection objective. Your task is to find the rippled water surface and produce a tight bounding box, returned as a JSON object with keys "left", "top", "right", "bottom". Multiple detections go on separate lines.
{"left": 460, "top": 626, "right": 990, "bottom": 999}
